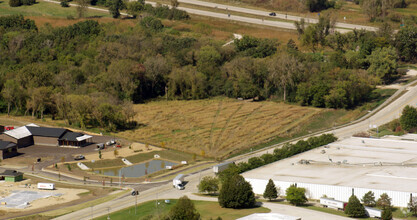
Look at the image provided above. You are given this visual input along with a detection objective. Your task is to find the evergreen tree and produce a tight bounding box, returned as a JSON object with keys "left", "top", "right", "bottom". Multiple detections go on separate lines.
{"left": 263, "top": 179, "right": 278, "bottom": 201}
{"left": 285, "top": 184, "right": 307, "bottom": 206}
{"left": 218, "top": 174, "right": 255, "bottom": 208}
{"left": 382, "top": 207, "right": 392, "bottom": 220}
{"left": 169, "top": 196, "right": 200, "bottom": 220}
{"left": 344, "top": 195, "right": 366, "bottom": 218}
{"left": 362, "top": 191, "right": 376, "bottom": 207}
{"left": 377, "top": 193, "right": 392, "bottom": 208}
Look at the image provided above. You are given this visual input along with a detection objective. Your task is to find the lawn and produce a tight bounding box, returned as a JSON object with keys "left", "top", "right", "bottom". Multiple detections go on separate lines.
{"left": 0, "top": 0, "right": 110, "bottom": 18}
{"left": 94, "top": 199, "right": 270, "bottom": 220}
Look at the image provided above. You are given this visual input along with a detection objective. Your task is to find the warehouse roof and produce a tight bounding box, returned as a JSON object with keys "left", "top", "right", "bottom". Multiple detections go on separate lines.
{"left": 26, "top": 127, "right": 67, "bottom": 138}
{"left": 237, "top": 213, "right": 301, "bottom": 220}
{"left": 0, "top": 141, "right": 17, "bottom": 150}
{"left": 4, "top": 126, "right": 32, "bottom": 139}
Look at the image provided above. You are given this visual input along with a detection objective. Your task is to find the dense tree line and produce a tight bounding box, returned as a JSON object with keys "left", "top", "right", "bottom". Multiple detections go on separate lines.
{"left": 0, "top": 14, "right": 415, "bottom": 131}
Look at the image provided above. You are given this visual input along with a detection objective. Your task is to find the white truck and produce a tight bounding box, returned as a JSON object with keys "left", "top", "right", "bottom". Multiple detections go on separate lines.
{"left": 320, "top": 198, "right": 347, "bottom": 210}
{"left": 213, "top": 161, "right": 234, "bottom": 174}
{"left": 365, "top": 206, "right": 382, "bottom": 218}
{"left": 173, "top": 174, "right": 185, "bottom": 190}
{"left": 37, "top": 183, "right": 55, "bottom": 190}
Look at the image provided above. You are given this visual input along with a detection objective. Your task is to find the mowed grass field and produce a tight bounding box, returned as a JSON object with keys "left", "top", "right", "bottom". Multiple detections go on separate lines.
{"left": 0, "top": 0, "right": 110, "bottom": 18}
{"left": 94, "top": 199, "right": 270, "bottom": 220}
{"left": 116, "top": 98, "right": 326, "bottom": 159}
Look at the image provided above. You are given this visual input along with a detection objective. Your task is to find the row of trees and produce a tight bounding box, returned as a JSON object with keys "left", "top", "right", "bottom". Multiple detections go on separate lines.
{"left": 223, "top": 134, "right": 338, "bottom": 175}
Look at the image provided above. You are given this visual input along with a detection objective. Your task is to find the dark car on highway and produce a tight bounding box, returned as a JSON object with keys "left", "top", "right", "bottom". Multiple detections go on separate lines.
{"left": 269, "top": 12, "right": 276, "bottom": 16}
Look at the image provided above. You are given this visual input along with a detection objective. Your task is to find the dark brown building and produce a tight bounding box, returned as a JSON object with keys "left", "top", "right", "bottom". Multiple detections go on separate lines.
{"left": 0, "top": 141, "right": 18, "bottom": 160}
{"left": 26, "top": 126, "right": 67, "bottom": 146}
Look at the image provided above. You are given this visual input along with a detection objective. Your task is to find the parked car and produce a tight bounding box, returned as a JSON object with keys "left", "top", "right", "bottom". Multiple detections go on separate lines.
{"left": 74, "top": 155, "right": 85, "bottom": 160}
{"left": 116, "top": 145, "right": 122, "bottom": 148}
{"left": 269, "top": 12, "right": 276, "bottom": 16}
{"left": 97, "top": 143, "right": 105, "bottom": 150}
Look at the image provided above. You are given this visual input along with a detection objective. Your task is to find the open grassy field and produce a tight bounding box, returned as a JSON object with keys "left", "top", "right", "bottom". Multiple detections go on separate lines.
{"left": 94, "top": 199, "right": 270, "bottom": 220}
{"left": 0, "top": 0, "right": 110, "bottom": 18}
{"left": 116, "top": 98, "right": 325, "bottom": 159}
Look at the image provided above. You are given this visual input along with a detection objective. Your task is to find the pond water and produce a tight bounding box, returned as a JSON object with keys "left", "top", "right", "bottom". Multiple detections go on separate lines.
{"left": 93, "top": 159, "right": 177, "bottom": 178}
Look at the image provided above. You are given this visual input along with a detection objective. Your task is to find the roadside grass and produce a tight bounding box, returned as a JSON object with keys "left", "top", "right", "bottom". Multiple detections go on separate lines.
{"left": 83, "top": 149, "right": 202, "bottom": 169}
{"left": 0, "top": 0, "right": 110, "bottom": 18}
{"left": 93, "top": 199, "right": 270, "bottom": 220}
{"left": 42, "top": 189, "right": 128, "bottom": 218}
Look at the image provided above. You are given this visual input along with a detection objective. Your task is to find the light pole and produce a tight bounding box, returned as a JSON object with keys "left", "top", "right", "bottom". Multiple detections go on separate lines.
{"left": 107, "top": 207, "right": 110, "bottom": 220}
{"left": 91, "top": 206, "right": 93, "bottom": 220}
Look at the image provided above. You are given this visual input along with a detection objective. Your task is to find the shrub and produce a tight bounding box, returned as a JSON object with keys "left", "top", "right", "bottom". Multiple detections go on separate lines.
{"left": 285, "top": 184, "right": 307, "bottom": 206}
{"left": 140, "top": 16, "right": 164, "bottom": 32}
{"left": 9, "top": 0, "right": 22, "bottom": 7}
{"left": 400, "top": 106, "right": 417, "bottom": 131}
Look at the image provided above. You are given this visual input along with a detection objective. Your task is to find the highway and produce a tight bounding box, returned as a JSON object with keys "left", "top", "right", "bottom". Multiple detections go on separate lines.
{"left": 168, "top": 0, "right": 377, "bottom": 31}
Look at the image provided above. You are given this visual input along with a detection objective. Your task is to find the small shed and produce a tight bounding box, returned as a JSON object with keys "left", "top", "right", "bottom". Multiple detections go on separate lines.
{"left": 0, "top": 126, "right": 33, "bottom": 148}
{"left": 0, "top": 141, "right": 18, "bottom": 160}
{"left": 1, "top": 170, "right": 23, "bottom": 182}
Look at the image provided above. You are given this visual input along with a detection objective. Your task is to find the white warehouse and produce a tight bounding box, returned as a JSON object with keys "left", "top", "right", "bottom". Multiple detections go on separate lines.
{"left": 242, "top": 136, "right": 417, "bottom": 207}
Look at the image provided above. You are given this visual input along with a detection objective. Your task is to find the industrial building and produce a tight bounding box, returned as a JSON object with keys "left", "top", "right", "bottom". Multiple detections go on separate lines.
{"left": 242, "top": 136, "right": 417, "bottom": 207}
{"left": 0, "top": 124, "right": 92, "bottom": 148}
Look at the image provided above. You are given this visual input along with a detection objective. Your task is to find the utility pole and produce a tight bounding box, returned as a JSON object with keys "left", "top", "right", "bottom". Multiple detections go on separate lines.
{"left": 135, "top": 192, "right": 138, "bottom": 215}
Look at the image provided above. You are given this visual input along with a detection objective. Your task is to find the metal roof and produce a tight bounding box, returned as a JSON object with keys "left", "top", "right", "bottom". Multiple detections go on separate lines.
{"left": 1, "top": 170, "right": 23, "bottom": 177}
{"left": 26, "top": 126, "right": 67, "bottom": 138}
{"left": 0, "top": 141, "right": 16, "bottom": 150}
{"left": 26, "top": 123, "right": 39, "bottom": 127}
{"left": 4, "top": 126, "right": 32, "bottom": 139}
{"left": 237, "top": 213, "right": 301, "bottom": 220}
{"left": 59, "top": 132, "right": 83, "bottom": 141}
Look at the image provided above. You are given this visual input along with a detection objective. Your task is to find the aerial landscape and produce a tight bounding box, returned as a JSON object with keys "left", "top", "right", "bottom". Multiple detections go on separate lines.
{"left": 3, "top": 0, "right": 417, "bottom": 219}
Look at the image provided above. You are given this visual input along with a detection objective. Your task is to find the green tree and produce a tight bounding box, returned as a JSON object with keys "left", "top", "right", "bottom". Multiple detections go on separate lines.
{"left": 2, "top": 80, "right": 20, "bottom": 115}
{"left": 9, "top": 0, "right": 21, "bottom": 7}
{"left": 408, "top": 196, "right": 417, "bottom": 216}
{"left": 263, "top": 179, "right": 278, "bottom": 201}
{"left": 169, "top": 196, "right": 200, "bottom": 220}
{"left": 382, "top": 206, "right": 393, "bottom": 220}
{"left": 267, "top": 53, "right": 303, "bottom": 101}
{"left": 344, "top": 195, "right": 366, "bottom": 217}
{"left": 76, "top": 0, "right": 90, "bottom": 18}
{"left": 140, "top": 16, "right": 164, "bottom": 32}
{"left": 99, "top": 150, "right": 102, "bottom": 159}
{"left": 107, "top": 0, "right": 125, "bottom": 18}
{"left": 377, "top": 193, "right": 392, "bottom": 208}
{"left": 197, "top": 176, "right": 219, "bottom": 194}
{"left": 218, "top": 174, "right": 255, "bottom": 208}
{"left": 126, "top": 0, "right": 144, "bottom": 18}
{"left": 362, "top": 191, "right": 376, "bottom": 207}
{"left": 217, "top": 163, "right": 239, "bottom": 183}
{"left": 400, "top": 106, "right": 417, "bottom": 131}
{"left": 285, "top": 184, "right": 307, "bottom": 206}
{"left": 295, "top": 15, "right": 334, "bottom": 51}
{"left": 366, "top": 47, "right": 398, "bottom": 84}
{"left": 395, "top": 26, "right": 417, "bottom": 62}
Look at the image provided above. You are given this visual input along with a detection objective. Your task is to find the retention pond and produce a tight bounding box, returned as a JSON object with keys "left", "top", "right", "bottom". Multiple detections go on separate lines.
{"left": 93, "top": 159, "right": 177, "bottom": 178}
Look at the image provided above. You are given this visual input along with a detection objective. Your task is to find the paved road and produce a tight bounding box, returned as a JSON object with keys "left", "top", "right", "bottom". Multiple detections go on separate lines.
{"left": 54, "top": 168, "right": 352, "bottom": 220}
{"left": 43, "top": 0, "right": 372, "bottom": 33}
{"left": 171, "top": 0, "right": 377, "bottom": 31}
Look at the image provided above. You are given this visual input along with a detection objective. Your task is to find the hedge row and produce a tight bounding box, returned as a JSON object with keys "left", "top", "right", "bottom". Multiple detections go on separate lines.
{"left": 235, "top": 134, "right": 338, "bottom": 173}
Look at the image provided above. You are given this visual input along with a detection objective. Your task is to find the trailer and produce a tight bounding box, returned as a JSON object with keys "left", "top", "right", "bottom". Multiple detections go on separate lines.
{"left": 213, "top": 161, "right": 234, "bottom": 174}
{"left": 173, "top": 174, "right": 185, "bottom": 190}
{"left": 365, "top": 206, "right": 382, "bottom": 218}
{"left": 320, "top": 198, "right": 347, "bottom": 210}
{"left": 37, "top": 183, "right": 55, "bottom": 190}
